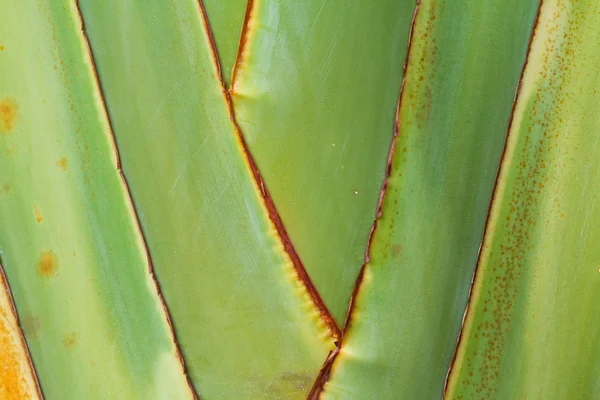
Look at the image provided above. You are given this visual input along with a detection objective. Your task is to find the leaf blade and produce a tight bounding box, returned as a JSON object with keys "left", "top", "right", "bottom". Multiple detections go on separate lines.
{"left": 320, "top": 0, "right": 539, "bottom": 397}
{"left": 231, "top": 0, "right": 417, "bottom": 322}
{"left": 447, "top": 1, "right": 600, "bottom": 398}
{"left": 0, "top": 1, "right": 193, "bottom": 398}
{"left": 77, "top": 0, "right": 336, "bottom": 398}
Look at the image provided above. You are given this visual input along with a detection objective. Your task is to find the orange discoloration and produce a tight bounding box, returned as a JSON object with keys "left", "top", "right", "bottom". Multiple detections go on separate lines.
{"left": 63, "top": 332, "right": 77, "bottom": 348}
{"left": 38, "top": 251, "right": 57, "bottom": 277}
{"left": 33, "top": 204, "right": 42, "bottom": 223}
{"left": 56, "top": 157, "right": 68, "bottom": 171}
{"left": 0, "top": 46, "right": 4, "bottom": 52}
{"left": 0, "top": 99, "right": 17, "bottom": 133}
{"left": 0, "top": 307, "right": 32, "bottom": 399}
{"left": 2, "top": 183, "right": 12, "bottom": 193}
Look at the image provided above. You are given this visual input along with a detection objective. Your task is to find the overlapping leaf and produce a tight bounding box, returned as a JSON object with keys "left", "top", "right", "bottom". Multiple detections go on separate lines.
{"left": 230, "top": 0, "right": 416, "bottom": 322}
{"left": 319, "top": 0, "right": 539, "bottom": 398}
{"left": 0, "top": 1, "right": 193, "bottom": 398}
{"left": 78, "top": 0, "right": 336, "bottom": 398}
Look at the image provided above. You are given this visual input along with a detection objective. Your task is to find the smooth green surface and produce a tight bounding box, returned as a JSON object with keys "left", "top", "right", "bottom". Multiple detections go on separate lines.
{"left": 0, "top": 1, "right": 193, "bottom": 399}
{"left": 321, "top": 0, "right": 538, "bottom": 398}
{"left": 78, "top": 1, "right": 335, "bottom": 399}
{"left": 447, "top": 1, "right": 600, "bottom": 398}
{"left": 202, "top": 0, "right": 247, "bottom": 86}
{"left": 231, "top": 0, "right": 416, "bottom": 322}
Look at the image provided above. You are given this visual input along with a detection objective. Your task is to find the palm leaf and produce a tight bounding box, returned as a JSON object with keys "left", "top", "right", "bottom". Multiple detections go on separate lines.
{"left": 1, "top": 0, "right": 598, "bottom": 399}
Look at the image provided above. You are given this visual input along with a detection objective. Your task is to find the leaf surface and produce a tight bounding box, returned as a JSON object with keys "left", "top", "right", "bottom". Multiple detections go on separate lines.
{"left": 77, "top": 1, "right": 336, "bottom": 398}
{"left": 231, "top": 0, "right": 417, "bottom": 322}
{"left": 446, "top": 1, "right": 600, "bottom": 398}
{"left": 0, "top": 1, "right": 193, "bottom": 398}
{"left": 320, "top": 0, "right": 539, "bottom": 398}
{"left": 202, "top": 0, "right": 248, "bottom": 86}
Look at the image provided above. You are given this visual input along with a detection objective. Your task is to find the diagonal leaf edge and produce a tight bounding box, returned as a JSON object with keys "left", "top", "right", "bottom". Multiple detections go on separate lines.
{"left": 73, "top": 1, "right": 198, "bottom": 395}
{"left": 197, "top": 0, "right": 342, "bottom": 341}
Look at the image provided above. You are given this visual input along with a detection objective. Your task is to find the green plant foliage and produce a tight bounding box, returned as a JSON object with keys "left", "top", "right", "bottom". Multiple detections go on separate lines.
{"left": 202, "top": 0, "right": 247, "bottom": 86}
{"left": 77, "top": 0, "right": 335, "bottom": 398}
{"left": 231, "top": 0, "right": 416, "bottom": 322}
{"left": 320, "top": 0, "right": 539, "bottom": 398}
{"left": 447, "top": 1, "right": 600, "bottom": 398}
{"left": 4, "top": 0, "right": 599, "bottom": 399}
{"left": 0, "top": 1, "right": 192, "bottom": 398}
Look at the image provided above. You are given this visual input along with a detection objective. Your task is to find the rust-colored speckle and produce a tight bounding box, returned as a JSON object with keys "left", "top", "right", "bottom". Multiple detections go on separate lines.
{"left": 33, "top": 204, "right": 42, "bottom": 223}
{"left": 455, "top": 3, "right": 591, "bottom": 397}
{"left": 0, "top": 99, "right": 17, "bottom": 133}
{"left": 2, "top": 183, "right": 12, "bottom": 194}
{"left": 37, "top": 251, "right": 58, "bottom": 277}
{"left": 56, "top": 157, "right": 68, "bottom": 171}
{"left": 0, "top": 46, "right": 4, "bottom": 52}
{"left": 63, "top": 332, "right": 77, "bottom": 348}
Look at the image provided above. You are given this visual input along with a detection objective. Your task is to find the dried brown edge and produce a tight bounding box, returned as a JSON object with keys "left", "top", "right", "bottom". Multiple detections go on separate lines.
{"left": 306, "top": 349, "right": 339, "bottom": 400}
{"left": 0, "top": 261, "right": 43, "bottom": 399}
{"left": 308, "top": 1, "right": 423, "bottom": 397}
{"left": 441, "top": 0, "right": 544, "bottom": 396}
{"left": 229, "top": 0, "right": 254, "bottom": 91}
{"left": 195, "top": 0, "right": 342, "bottom": 341}
{"left": 73, "top": 2, "right": 199, "bottom": 398}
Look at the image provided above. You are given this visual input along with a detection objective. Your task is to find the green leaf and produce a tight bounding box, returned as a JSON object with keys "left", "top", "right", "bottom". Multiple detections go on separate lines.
{"left": 320, "top": 0, "right": 538, "bottom": 398}
{"left": 446, "top": 1, "right": 600, "bottom": 398}
{"left": 202, "top": 0, "right": 248, "bottom": 86}
{"left": 231, "top": 0, "right": 417, "bottom": 322}
{"left": 77, "top": 0, "right": 336, "bottom": 398}
{"left": 0, "top": 1, "right": 193, "bottom": 398}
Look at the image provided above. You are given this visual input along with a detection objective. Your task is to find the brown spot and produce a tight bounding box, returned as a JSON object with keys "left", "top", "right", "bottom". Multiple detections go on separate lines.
{"left": 2, "top": 183, "right": 12, "bottom": 193}
{"left": 0, "top": 46, "right": 4, "bottom": 51}
{"left": 63, "top": 332, "right": 77, "bottom": 348}
{"left": 391, "top": 243, "right": 402, "bottom": 258}
{"left": 38, "top": 251, "right": 57, "bottom": 277}
{"left": 33, "top": 204, "right": 42, "bottom": 223}
{"left": 0, "top": 99, "right": 17, "bottom": 133}
{"left": 56, "top": 157, "right": 68, "bottom": 171}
